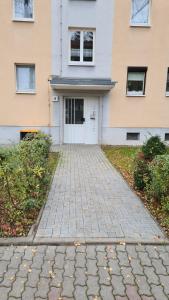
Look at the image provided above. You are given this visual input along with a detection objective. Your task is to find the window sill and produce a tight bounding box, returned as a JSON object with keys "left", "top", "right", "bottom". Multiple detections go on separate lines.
{"left": 130, "top": 23, "right": 151, "bottom": 28}
{"left": 68, "top": 62, "right": 95, "bottom": 67}
{"left": 12, "top": 18, "right": 34, "bottom": 23}
{"left": 165, "top": 93, "right": 169, "bottom": 97}
{"left": 16, "top": 91, "right": 36, "bottom": 94}
{"left": 126, "top": 94, "right": 146, "bottom": 97}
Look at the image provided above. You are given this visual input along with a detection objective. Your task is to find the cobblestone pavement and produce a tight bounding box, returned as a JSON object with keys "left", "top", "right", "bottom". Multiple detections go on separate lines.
{"left": 36, "top": 145, "right": 164, "bottom": 241}
{"left": 0, "top": 244, "right": 169, "bottom": 300}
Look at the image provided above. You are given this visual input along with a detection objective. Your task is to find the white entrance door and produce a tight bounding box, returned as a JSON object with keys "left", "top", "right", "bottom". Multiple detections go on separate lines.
{"left": 64, "top": 97, "right": 99, "bottom": 144}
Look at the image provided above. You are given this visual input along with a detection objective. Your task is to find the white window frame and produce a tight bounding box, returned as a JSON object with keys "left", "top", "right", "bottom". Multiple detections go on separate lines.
{"left": 166, "top": 68, "right": 169, "bottom": 97}
{"left": 130, "top": 0, "right": 151, "bottom": 27}
{"left": 126, "top": 69, "right": 147, "bottom": 97}
{"left": 13, "top": 0, "right": 34, "bottom": 22}
{"left": 15, "top": 64, "right": 36, "bottom": 94}
{"left": 69, "top": 29, "right": 95, "bottom": 66}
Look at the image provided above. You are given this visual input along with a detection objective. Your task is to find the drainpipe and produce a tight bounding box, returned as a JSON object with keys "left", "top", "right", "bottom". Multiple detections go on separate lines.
{"left": 59, "top": 0, "right": 63, "bottom": 77}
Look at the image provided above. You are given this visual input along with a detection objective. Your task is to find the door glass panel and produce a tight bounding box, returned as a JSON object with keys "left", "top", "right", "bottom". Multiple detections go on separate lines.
{"left": 65, "top": 98, "right": 84, "bottom": 124}
{"left": 75, "top": 99, "right": 84, "bottom": 124}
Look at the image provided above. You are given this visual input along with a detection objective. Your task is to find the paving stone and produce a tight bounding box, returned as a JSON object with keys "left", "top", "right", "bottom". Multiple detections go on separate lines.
{"left": 26, "top": 268, "right": 41, "bottom": 287}
{"left": 35, "top": 277, "right": 50, "bottom": 298}
{"left": 36, "top": 245, "right": 47, "bottom": 254}
{"left": 118, "top": 252, "right": 130, "bottom": 267}
{"left": 74, "top": 285, "right": 88, "bottom": 300}
{"left": 151, "top": 284, "right": 168, "bottom": 300}
{"left": 96, "top": 245, "right": 106, "bottom": 252}
{"left": 111, "top": 275, "right": 125, "bottom": 296}
{"left": 76, "top": 245, "right": 86, "bottom": 253}
{"left": 152, "top": 258, "right": 167, "bottom": 275}
{"left": 23, "top": 247, "right": 36, "bottom": 260}
{"left": 100, "top": 285, "right": 114, "bottom": 300}
{"left": 108, "top": 259, "right": 121, "bottom": 275}
{"left": 98, "top": 266, "right": 111, "bottom": 285}
{"left": 135, "top": 275, "right": 151, "bottom": 296}
{"left": 75, "top": 267, "right": 87, "bottom": 286}
{"left": 54, "top": 253, "right": 65, "bottom": 269}
{"left": 159, "top": 275, "right": 169, "bottom": 295}
{"left": 9, "top": 277, "right": 27, "bottom": 298}
{"left": 86, "top": 246, "right": 97, "bottom": 260}
{"left": 66, "top": 246, "right": 76, "bottom": 260}
{"left": 40, "top": 260, "right": 54, "bottom": 278}
{"left": 126, "top": 285, "right": 142, "bottom": 300}
{"left": 8, "top": 253, "right": 22, "bottom": 269}
{"left": 106, "top": 246, "right": 117, "bottom": 259}
{"left": 0, "top": 247, "right": 14, "bottom": 261}
{"left": 75, "top": 252, "right": 86, "bottom": 268}
{"left": 121, "top": 266, "right": 135, "bottom": 285}
{"left": 31, "top": 254, "right": 44, "bottom": 270}
{"left": 44, "top": 246, "right": 56, "bottom": 261}
{"left": 17, "top": 260, "right": 32, "bottom": 277}
{"left": 64, "top": 260, "right": 75, "bottom": 277}
{"left": 62, "top": 276, "right": 74, "bottom": 298}
{"left": 0, "top": 261, "right": 9, "bottom": 277}
{"left": 86, "top": 259, "right": 97, "bottom": 276}
{"left": 0, "top": 269, "right": 17, "bottom": 287}
{"left": 87, "top": 275, "right": 100, "bottom": 296}
{"left": 22, "top": 287, "right": 36, "bottom": 300}
{"left": 97, "top": 252, "right": 107, "bottom": 267}
{"left": 145, "top": 246, "right": 159, "bottom": 259}
{"left": 56, "top": 246, "right": 66, "bottom": 254}
{"left": 126, "top": 245, "right": 138, "bottom": 259}
{"left": 48, "top": 287, "right": 62, "bottom": 300}
{"left": 141, "top": 297, "right": 154, "bottom": 300}
{"left": 143, "top": 266, "right": 160, "bottom": 285}
{"left": 130, "top": 258, "right": 144, "bottom": 275}
{"left": 138, "top": 252, "right": 151, "bottom": 266}
{"left": 135, "top": 245, "right": 145, "bottom": 252}
{"left": 158, "top": 252, "right": 169, "bottom": 266}
{"left": 0, "top": 287, "right": 11, "bottom": 300}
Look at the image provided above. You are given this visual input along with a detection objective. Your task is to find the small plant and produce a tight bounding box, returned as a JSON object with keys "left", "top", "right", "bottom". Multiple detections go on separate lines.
{"left": 146, "top": 155, "right": 169, "bottom": 203}
{"left": 142, "top": 136, "right": 166, "bottom": 161}
{"left": 134, "top": 154, "right": 151, "bottom": 191}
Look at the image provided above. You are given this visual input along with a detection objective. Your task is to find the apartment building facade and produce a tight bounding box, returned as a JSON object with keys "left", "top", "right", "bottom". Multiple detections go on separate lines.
{"left": 0, "top": 0, "right": 169, "bottom": 145}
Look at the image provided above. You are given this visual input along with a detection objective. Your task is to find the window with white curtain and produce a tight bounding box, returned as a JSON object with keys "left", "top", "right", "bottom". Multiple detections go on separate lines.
{"left": 127, "top": 67, "right": 147, "bottom": 96}
{"left": 16, "top": 65, "right": 35, "bottom": 92}
{"left": 131, "top": 0, "right": 150, "bottom": 25}
{"left": 70, "top": 29, "right": 94, "bottom": 64}
{"left": 14, "top": 0, "right": 33, "bottom": 20}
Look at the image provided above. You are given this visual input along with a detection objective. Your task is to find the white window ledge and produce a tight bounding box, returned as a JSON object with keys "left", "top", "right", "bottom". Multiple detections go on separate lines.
{"left": 126, "top": 94, "right": 146, "bottom": 97}
{"left": 68, "top": 62, "right": 95, "bottom": 67}
{"left": 166, "top": 93, "right": 169, "bottom": 97}
{"left": 16, "top": 91, "right": 36, "bottom": 94}
{"left": 130, "top": 23, "right": 151, "bottom": 28}
{"left": 12, "top": 18, "right": 34, "bottom": 23}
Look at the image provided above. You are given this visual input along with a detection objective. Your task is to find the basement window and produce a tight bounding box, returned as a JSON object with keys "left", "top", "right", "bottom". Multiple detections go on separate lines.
{"left": 127, "top": 132, "right": 140, "bottom": 140}
{"left": 165, "top": 133, "right": 169, "bottom": 141}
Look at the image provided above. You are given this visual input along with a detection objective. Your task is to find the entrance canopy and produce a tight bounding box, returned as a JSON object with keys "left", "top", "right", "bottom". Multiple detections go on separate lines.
{"left": 50, "top": 76, "right": 116, "bottom": 91}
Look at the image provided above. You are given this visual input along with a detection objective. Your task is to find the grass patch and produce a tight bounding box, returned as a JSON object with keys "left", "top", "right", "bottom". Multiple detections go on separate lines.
{"left": 102, "top": 145, "right": 169, "bottom": 237}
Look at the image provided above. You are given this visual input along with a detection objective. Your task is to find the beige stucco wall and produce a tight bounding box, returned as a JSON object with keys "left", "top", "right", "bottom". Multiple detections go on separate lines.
{"left": 0, "top": 0, "right": 51, "bottom": 126}
{"left": 110, "top": 0, "right": 169, "bottom": 128}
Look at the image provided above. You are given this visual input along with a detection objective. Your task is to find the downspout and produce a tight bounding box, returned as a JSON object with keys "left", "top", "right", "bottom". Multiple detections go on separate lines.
{"left": 59, "top": 0, "right": 63, "bottom": 145}
{"left": 59, "top": 0, "right": 63, "bottom": 76}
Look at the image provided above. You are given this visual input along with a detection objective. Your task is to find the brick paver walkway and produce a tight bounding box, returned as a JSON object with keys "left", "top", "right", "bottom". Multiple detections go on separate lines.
{"left": 36, "top": 145, "right": 164, "bottom": 241}
{"left": 0, "top": 244, "right": 169, "bottom": 300}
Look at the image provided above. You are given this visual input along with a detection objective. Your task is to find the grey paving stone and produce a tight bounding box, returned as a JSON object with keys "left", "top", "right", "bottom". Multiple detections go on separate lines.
{"left": 86, "top": 259, "right": 98, "bottom": 276}
{"left": 35, "top": 277, "right": 50, "bottom": 298}
{"left": 151, "top": 284, "right": 168, "bottom": 300}
{"left": 98, "top": 267, "right": 111, "bottom": 285}
{"left": 75, "top": 267, "right": 87, "bottom": 286}
{"left": 48, "top": 287, "right": 62, "bottom": 300}
{"left": 118, "top": 252, "right": 130, "bottom": 267}
{"left": 75, "top": 252, "right": 86, "bottom": 268}
{"left": 54, "top": 253, "right": 65, "bottom": 269}
{"left": 87, "top": 275, "right": 100, "bottom": 296}
{"left": 100, "top": 285, "right": 114, "bottom": 300}
{"left": 111, "top": 275, "right": 125, "bottom": 296}
{"left": 126, "top": 285, "right": 142, "bottom": 300}
{"left": 130, "top": 258, "right": 144, "bottom": 275}
{"left": 66, "top": 246, "right": 76, "bottom": 260}
{"left": 86, "top": 246, "right": 97, "bottom": 260}
{"left": 22, "top": 287, "right": 36, "bottom": 300}
{"left": 145, "top": 246, "right": 159, "bottom": 259}
{"left": 143, "top": 266, "right": 160, "bottom": 285}
{"left": 26, "top": 268, "right": 41, "bottom": 287}
{"left": 126, "top": 245, "right": 138, "bottom": 259}
{"left": 0, "top": 287, "right": 11, "bottom": 300}
{"left": 152, "top": 258, "right": 167, "bottom": 275}
{"left": 121, "top": 266, "right": 135, "bottom": 285}
{"left": 135, "top": 275, "right": 151, "bottom": 296}
{"left": 64, "top": 260, "right": 75, "bottom": 277}
{"left": 9, "top": 277, "right": 27, "bottom": 298}
{"left": 138, "top": 251, "right": 152, "bottom": 266}
{"left": 97, "top": 252, "right": 107, "bottom": 267}
{"left": 74, "top": 285, "right": 88, "bottom": 300}
{"left": 159, "top": 275, "right": 169, "bottom": 295}
{"left": 62, "top": 276, "right": 74, "bottom": 298}
{"left": 108, "top": 259, "right": 121, "bottom": 275}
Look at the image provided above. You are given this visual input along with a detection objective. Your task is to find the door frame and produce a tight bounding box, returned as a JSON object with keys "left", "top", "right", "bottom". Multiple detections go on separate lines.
{"left": 60, "top": 93, "right": 102, "bottom": 145}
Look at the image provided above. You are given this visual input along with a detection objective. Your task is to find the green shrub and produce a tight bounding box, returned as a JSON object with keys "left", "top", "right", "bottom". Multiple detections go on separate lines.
{"left": 0, "top": 132, "right": 52, "bottom": 225}
{"left": 134, "top": 155, "right": 151, "bottom": 191}
{"left": 146, "top": 155, "right": 169, "bottom": 203}
{"left": 142, "top": 136, "right": 166, "bottom": 161}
